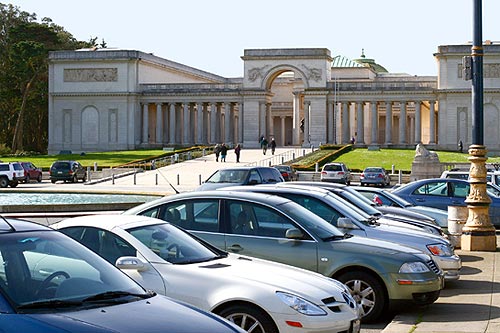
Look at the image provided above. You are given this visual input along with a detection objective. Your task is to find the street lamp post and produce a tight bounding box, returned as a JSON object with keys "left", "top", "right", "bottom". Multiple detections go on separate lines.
{"left": 461, "top": 0, "right": 497, "bottom": 251}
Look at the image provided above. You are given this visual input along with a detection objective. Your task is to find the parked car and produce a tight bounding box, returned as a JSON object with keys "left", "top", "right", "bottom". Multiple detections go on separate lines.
{"left": 196, "top": 166, "right": 284, "bottom": 191}
{"left": 441, "top": 169, "right": 500, "bottom": 187}
{"left": 0, "top": 162, "right": 24, "bottom": 188}
{"left": 49, "top": 160, "right": 87, "bottom": 183}
{"left": 222, "top": 184, "right": 460, "bottom": 281}
{"left": 360, "top": 167, "right": 391, "bottom": 187}
{"left": 0, "top": 217, "right": 246, "bottom": 333}
{"left": 392, "top": 178, "right": 500, "bottom": 228}
{"left": 19, "top": 161, "right": 43, "bottom": 183}
{"left": 320, "top": 163, "right": 351, "bottom": 185}
{"left": 353, "top": 186, "right": 450, "bottom": 232}
{"left": 125, "top": 191, "right": 444, "bottom": 323}
{"left": 274, "top": 165, "right": 298, "bottom": 181}
{"left": 53, "top": 215, "right": 360, "bottom": 333}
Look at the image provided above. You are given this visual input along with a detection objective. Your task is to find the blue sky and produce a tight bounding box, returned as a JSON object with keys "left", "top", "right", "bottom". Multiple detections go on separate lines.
{"left": 6, "top": 0, "right": 499, "bottom": 77}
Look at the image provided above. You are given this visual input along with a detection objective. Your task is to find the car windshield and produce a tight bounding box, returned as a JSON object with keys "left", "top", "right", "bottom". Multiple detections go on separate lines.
{"left": 0, "top": 230, "right": 147, "bottom": 313}
{"left": 206, "top": 169, "right": 249, "bottom": 183}
{"left": 276, "top": 201, "right": 344, "bottom": 239}
{"left": 335, "top": 191, "right": 381, "bottom": 218}
{"left": 127, "top": 223, "right": 221, "bottom": 264}
{"left": 487, "top": 183, "right": 500, "bottom": 197}
{"left": 323, "top": 164, "right": 342, "bottom": 172}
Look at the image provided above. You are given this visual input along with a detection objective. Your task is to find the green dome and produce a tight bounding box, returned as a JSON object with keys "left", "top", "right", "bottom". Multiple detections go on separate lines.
{"left": 353, "top": 49, "right": 388, "bottom": 73}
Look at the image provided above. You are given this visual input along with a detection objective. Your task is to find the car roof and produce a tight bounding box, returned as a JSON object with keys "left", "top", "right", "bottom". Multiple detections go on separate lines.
{"left": 0, "top": 217, "right": 52, "bottom": 233}
{"left": 54, "top": 214, "right": 165, "bottom": 231}
{"left": 222, "top": 183, "right": 333, "bottom": 196}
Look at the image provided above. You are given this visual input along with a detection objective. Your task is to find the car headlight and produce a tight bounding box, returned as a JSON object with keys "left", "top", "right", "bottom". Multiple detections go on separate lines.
{"left": 426, "top": 243, "right": 453, "bottom": 257}
{"left": 399, "top": 262, "right": 431, "bottom": 273}
{"left": 276, "top": 292, "right": 326, "bottom": 316}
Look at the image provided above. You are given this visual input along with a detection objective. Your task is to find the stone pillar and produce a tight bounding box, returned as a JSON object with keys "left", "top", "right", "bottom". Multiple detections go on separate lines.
{"left": 304, "top": 101, "right": 310, "bottom": 145}
{"left": 210, "top": 102, "right": 217, "bottom": 144}
{"left": 266, "top": 103, "right": 273, "bottom": 137}
{"left": 385, "top": 101, "right": 392, "bottom": 144}
{"left": 183, "top": 102, "right": 190, "bottom": 144}
{"left": 238, "top": 102, "right": 244, "bottom": 144}
{"left": 197, "top": 102, "right": 203, "bottom": 144}
{"left": 169, "top": 103, "right": 175, "bottom": 144}
{"left": 409, "top": 115, "right": 415, "bottom": 144}
{"left": 415, "top": 101, "right": 422, "bottom": 144}
{"left": 224, "top": 103, "right": 230, "bottom": 144}
{"left": 156, "top": 103, "right": 162, "bottom": 144}
{"left": 203, "top": 103, "right": 209, "bottom": 144}
{"left": 371, "top": 101, "right": 378, "bottom": 144}
{"left": 356, "top": 102, "right": 365, "bottom": 144}
{"left": 142, "top": 103, "right": 149, "bottom": 143}
{"left": 328, "top": 101, "right": 334, "bottom": 144}
{"left": 429, "top": 100, "right": 436, "bottom": 144}
{"left": 259, "top": 102, "right": 266, "bottom": 139}
{"left": 293, "top": 93, "right": 301, "bottom": 145}
{"left": 280, "top": 116, "right": 286, "bottom": 146}
{"left": 462, "top": 145, "right": 497, "bottom": 251}
{"left": 341, "top": 102, "right": 349, "bottom": 144}
{"left": 399, "top": 101, "right": 407, "bottom": 144}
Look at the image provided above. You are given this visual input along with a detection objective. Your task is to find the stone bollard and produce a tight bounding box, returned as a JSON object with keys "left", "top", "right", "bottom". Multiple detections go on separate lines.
{"left": 448, "top": 206, "right": 468, "bottom": 248}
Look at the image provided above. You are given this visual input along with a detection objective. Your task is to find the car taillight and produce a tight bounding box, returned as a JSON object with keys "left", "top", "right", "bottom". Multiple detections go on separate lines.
{"left": 378, "top": 174, "right": 384, "bottom": 178}
{"left": 69, "top": 170, "right": 73, "bottom": 175}
{"left": 321, "top": 171, "right": 327, "bottom": 175}
{"left": 338, "top": 172, "right": 344, "bottom": 175}
{"left": 360, "top": 173, "right": 365, "bottom": 179}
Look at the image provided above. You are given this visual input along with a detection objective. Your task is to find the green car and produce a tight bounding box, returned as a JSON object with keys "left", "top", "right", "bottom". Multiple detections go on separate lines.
{"left": 125, "top": 191, "right": 444, "bottom": 323}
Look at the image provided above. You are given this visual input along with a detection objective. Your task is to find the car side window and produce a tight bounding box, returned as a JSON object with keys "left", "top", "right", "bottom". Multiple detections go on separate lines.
{"left": 158, "top": 200, "right": 220, "bottom": 232}
{"left": 413, "top": 182, "right": 449, "bottom": 197}
{"left": 248, "top": 170, "right": 262, "bottom": 184}
{"left": 451, "top": 182, "right": 470, "bottom": 198}
{"left": 260, "top": 169, "right": 281, "bottom": 183}
{"left": 227, "top": 200, "right": 296, "bottom": 238}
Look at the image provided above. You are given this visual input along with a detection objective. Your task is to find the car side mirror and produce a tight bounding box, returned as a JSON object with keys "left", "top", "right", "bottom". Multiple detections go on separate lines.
{"left": 116, "top": 256, "right": 148, "bottom": 272}
{"left": 337, "top": 217, "right": 356, "bottom": 229}
{"left": 285, "top": 228, "right": 304, "bottom": 239}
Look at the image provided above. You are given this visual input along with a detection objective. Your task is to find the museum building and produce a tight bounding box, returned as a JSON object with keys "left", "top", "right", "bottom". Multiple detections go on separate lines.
{"left": 47, "top": 43, "right": 500, "bottom": 154}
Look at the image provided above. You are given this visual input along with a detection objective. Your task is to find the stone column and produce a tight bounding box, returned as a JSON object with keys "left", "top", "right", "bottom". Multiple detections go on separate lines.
{"left": 182, "top": 102, "right": 190, "bottom": 144}
{"left": 197, "top": 102, "right": 203, "bottom": 144}
{"left": 292, "top": 93, "right": 301, "bottom": 145}
{"left": 409, "top": 115, "right": 415, "bottom": 144}
{"left": 304, "top": 101, "right": 310, "bottom": 145}
{"left": 266, "top": 103, "right": 273, "bottom": 137}
{"left": 385, "top": 101, "right": 392, "bottom": 144}
{"left": 371, "top": 101, "right": 378, "bottom": 144}
{"left": 341, "top": 102, "right": 349, "bottom": 144}
{"left": 238, "top": 103, "right": 244, "bottom": 144}
{"left": 399, "top": 101, "right": 407, "bottom": 144}
{"left": 280, "top": 116, "right": 286, "bottom": 146}
{"left": 210, "top": 102, "right": 217, "bottom": 144}
{"left": 142, "top": 103, "right": 149, "bottom": 143}
{"left": 356, "top": 102, "right": 365, "bottom": 144}
{"left": 328, "top": 101, "right": 334, "bottom": 144}
{"left": 156, "top": 103, "right": 162, "bottom": 144}
{"left": 224, "top": 103, "right": 231, "bottom": 144}
{"left": 169, "top": 103, "right": 176, "bottom": 144}
{"left": 259, "top": 102, "right": 266, "bottom": 139}
{"left": 415, "top": 101, "right": 422, "bottom": 143}
{"left": 429, "top": 100, "right": 436, "bottom": 144}
{"left": 203, "top": 103, "right": 209, "bottom": 144}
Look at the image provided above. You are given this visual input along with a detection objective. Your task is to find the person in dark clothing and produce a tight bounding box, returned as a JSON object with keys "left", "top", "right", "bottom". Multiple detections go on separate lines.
{"left": 269, "top": 138, "right": 276, "bottom": 155}
{"left": 214, "top": 144, "right": 221, "bottom": 162}
{"left": 260, "top": 137, "right": 268, "bottom": 155}
{"left": 458, "top": 140, "right": 463, "bottom": 153}
{"left": 220, "top": 143, "right": 228, "bottom": 162}
{"left": 234, "top": 144, "right": 241, "bottom": 163}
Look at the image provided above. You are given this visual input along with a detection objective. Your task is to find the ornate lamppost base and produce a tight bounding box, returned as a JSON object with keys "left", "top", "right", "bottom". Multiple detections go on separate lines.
{"left": 461, "top": 145, "right": 497, "bottom": 251}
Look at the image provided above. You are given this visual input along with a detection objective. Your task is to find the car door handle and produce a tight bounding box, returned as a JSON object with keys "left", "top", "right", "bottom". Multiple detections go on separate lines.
{"left": 227, "top": 244, "right": 243, "bottom": 252}
{"left": 415, "top": 198, "right": 425, "bottom": 202}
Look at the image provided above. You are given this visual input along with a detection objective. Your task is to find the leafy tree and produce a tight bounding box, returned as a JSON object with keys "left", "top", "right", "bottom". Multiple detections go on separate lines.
{"left": 0, "top": 3, "right": 95, "bottom": 153}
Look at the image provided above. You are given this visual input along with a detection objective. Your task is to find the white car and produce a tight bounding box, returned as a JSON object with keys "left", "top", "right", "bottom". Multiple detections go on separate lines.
{"left": 53, "top": 215, "right": 360, "bottom": 333}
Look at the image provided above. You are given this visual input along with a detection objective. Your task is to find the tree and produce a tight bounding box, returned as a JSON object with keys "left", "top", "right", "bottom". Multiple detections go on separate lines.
{"left": 0, "top": 3, "right": 94, "bottom": 153}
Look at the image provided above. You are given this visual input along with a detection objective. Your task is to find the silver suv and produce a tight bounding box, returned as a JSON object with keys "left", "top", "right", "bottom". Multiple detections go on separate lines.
{"left": 320, "top": 162, "right": 352, "bottom": 185}
{"left": 0, "top": 162, "right": 24, "bottom": 188}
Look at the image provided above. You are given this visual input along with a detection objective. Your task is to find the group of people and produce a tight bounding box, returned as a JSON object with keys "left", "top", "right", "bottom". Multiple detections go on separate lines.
{"left": 214, "top": 143, "right": 241, "bottom": 163}
{"left": 259, "top": 135, "right": 276, "bottom": 155}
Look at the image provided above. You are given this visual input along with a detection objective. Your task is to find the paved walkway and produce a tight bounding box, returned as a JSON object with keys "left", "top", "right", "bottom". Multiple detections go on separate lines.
{"left": 91, "top": 147, "right": 310, "bottom": 194}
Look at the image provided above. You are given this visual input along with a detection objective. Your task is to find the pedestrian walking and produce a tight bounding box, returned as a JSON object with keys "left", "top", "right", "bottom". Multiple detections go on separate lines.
{"left": 234, "top": 144, "right": 241, "bottom": 163}
{"left": 260, "top": 137, "right": 268, "bottom": 155}
{"left": 220, "top": 143, "right": 228, "bottom": 162}
{"left": 458, "top": 140, "right": 463, "bottom": 153}
{"left": 269, "top": 138, "right": 276, "bottom": 155}
{"left": 214, "top": 143, "right": 221, "bottom": 162}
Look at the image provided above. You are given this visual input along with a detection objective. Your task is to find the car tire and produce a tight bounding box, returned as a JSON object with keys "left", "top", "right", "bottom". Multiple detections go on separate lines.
{"left": 37, "top": 174, "right": 42, "bottom": 182}
{"left": 0, "top": 177, "right": 8, "bottom": 188}
{"left": 10, "top": 181, "right": 18, "bottom": 188}
{"left": 337, "top": 271, "right": 387, "bottom": 323}
{"left": 25, "top": 175, "right": 30, "bottom": 183}
{"left": 218, "top": 304, "right": 278, "bottom": 333}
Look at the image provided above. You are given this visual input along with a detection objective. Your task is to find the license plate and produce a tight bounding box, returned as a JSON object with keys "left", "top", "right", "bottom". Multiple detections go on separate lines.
{"left": 350, "top": 319, "right": 361, "bottom": 333}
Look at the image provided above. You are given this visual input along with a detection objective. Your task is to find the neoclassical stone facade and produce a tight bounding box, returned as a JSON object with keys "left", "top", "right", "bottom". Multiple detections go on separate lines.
{"left": 47, "top": 44, "right": 500, "bottom": 154}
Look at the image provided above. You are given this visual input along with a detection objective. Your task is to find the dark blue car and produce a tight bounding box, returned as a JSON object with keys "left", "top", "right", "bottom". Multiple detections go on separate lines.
{"left": 0, "top": 218, "right": 244, "bottom": 333}
{"left": 392, "top": 178, "right": 500, "bottom": 228}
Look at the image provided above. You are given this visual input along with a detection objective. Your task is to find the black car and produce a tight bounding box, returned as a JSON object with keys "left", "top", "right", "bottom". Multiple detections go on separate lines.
{"left": 274, "top": 165, "right": 298, "bottom": 181}
{"left": 196, "top": 166, "right": 284, "bottom": 191}
{"left": 49, "top": 160, "right": 87, "bottom": 183}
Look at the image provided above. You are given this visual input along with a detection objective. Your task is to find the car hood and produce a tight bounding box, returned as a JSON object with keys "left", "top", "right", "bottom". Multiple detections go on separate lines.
{"left": 333, "top": 234, "right": 427, "bottom": 258}
{"left": 23, "top": 296, "right": 241, "bottom": 333}
{"left": 193, "top": 254, "right": 350, "bottom": 300}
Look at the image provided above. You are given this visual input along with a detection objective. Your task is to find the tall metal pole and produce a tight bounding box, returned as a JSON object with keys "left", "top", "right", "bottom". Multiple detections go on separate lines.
{"left": 462, "top": 0, "right": 497, "bottom": 251}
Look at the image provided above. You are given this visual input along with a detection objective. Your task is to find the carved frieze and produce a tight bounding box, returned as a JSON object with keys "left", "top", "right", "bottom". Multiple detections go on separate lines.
{"left": 300, "top": 64, "right": 322, "bottom": 82}
{"left": 458, "top": 63, "right": 500, "bottom": 78}
{"left": 64, "top": 68, "right": 118, "bottom": 82}
{"left": 248, "top": 65, "right": 270, "bottom": 82}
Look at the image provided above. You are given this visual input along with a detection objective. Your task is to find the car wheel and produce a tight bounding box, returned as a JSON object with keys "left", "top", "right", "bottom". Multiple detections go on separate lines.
{"left": 82, "top": 174, "right": 87, "bottom": 182}
{"left": 72, "top": 175, "right": 78, "bottom": 183}
{"left": 37, "top": 174, "right": 42, "bottom": 182}
{"left": 0, "top": 177, "right": 8, "bottom": 188}
{"left": 218, "top": 305, "right": 278, "bottom": 333}
{"left": 9, "top": 181, "right": 18, "bottom": 188}
{"left": 337, "top": 271, "right": 387, "bottom": 323}
{"left": 25, "top": 175, "right": 30, "bottom": 183}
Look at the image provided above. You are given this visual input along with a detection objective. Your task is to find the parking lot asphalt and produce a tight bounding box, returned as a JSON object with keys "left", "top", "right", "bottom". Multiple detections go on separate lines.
{"left": 8, "top": 147, "right": 500, "bottom": 333}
